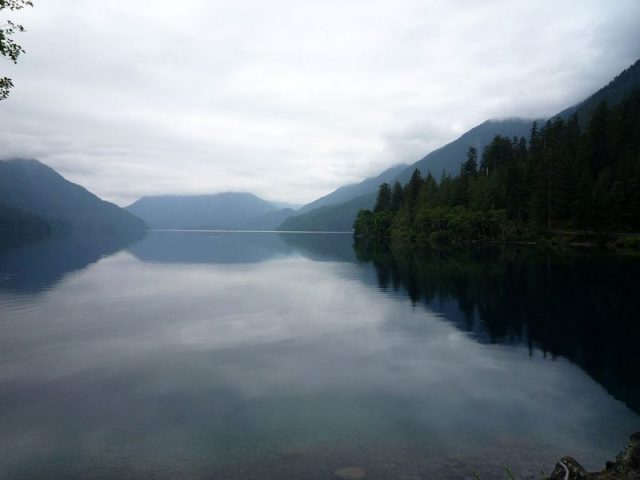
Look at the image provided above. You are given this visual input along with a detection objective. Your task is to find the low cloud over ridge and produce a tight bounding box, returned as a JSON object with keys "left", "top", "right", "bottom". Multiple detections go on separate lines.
{"left": 1, "top": 0, "right": 639, "bottom": 205}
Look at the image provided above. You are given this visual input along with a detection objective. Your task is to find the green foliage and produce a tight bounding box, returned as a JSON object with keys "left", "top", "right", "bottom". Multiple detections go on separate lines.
{"left": 0, "top": 0, "right": 33, "bottom": 100}
{"left": 355, "top": 88, "right": 640, "bottom": 244}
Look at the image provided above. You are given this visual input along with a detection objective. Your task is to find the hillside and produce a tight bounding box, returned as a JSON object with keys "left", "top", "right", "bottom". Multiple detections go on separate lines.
{"left": 556, "top": 58, "right": 640, "bottom": 125}
{"left": 280, "top": 119, "right": 536, "bottom": 232}
{"left": 0, "top": 159, "right": 146, "bottom": 232}
{"left": 278, "top": 192, "right": 375, "bottom": 232}
{"left": 240, "top": 208, "right": 296, "bottom": 231}
{"left": 127, "top": 192, "right": 283, "bottom": 230}
{"left": 0, "top": 203, "right": 51, "bottom": 249}
{"left": 355, "top": 84, "right": 640, "bottom": 243}
{"left": 394, "top": 118, "right": 537, "bottom": 184}
{"left": 279, "top": 59, "right": 640, "bottom": 233}
{"left": 297, "top": 164, "right": 407, "bottom": 215}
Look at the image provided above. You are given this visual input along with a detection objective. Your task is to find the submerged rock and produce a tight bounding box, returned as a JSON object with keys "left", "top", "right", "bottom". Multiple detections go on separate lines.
{"left": 334, "top": 466, "right": 367, "bottom": 480}
{"left": 546, "top": 433, "right": 640, "bottom": 480}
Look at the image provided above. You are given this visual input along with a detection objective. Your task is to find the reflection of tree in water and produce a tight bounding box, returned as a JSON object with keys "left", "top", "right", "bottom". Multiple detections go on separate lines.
{"left": 355, "top": 241, "right": 640, "bottom": 415}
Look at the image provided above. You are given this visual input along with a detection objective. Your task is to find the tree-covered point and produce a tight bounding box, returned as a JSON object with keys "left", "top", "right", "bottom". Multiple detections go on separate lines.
{"left": 355, "top": 88, "right": 640, "bottom": 244}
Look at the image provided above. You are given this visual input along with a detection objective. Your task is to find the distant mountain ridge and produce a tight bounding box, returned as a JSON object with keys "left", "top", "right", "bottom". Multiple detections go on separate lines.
{"left": 0, "top": 158, "right": 146, "bottom": 232}
{"left": 279, "top": 193, "right": 376, "bottom": 232}
{"left": 278, "top": 118, "right": 537, "bottom": 231}
{"left": 556, "top": 58, "right": 640, "bottom": 125}
{"left": 279, "top": 58, "right": 640, "bottom": 232}
{"left": 241, "top": 208, "right": 296, "bottom": 231}
{"left": 394, "top": 118, "right": 539, "bottom": 184}
{"left": 6, "top": 60, "right": 640, "bottom": 237}
{"left": 296, "top": 164, "right": 407, "bottom": 215}
{"left": 126, "top": 192, "right": 296, "bottom": 230}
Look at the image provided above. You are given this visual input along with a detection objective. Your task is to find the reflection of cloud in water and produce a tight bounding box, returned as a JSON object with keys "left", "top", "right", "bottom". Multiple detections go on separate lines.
{"left": 1, "top": 233, "right": 640, "bottom": 479}
{"left": 355, "top": 244, "right": 640, "bottom": 417}
{"left": 1, "top": 247, "right": 638, "bottom": 479}
{"left": 126, "top": 231, "right": 357, "bottom": 265}
{"left": 0, "top": 231, "right": 356, "bottom": 297}
{"left": 127, "top": 231, "right": 294, "bottom": 264}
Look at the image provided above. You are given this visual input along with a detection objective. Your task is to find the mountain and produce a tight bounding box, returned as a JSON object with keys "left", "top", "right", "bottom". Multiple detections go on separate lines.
{"left": 278, "top": 192, "right": 375, "bottom": 232}
{"left": 0, "top": 202, "right": 51, "bottom": 250}
{"left": 556, "top": 58, "right": 640, "bottom": 125}
{"left": 0, "top": 158, "right": 146, "bottom": 232}
{"left": 127, "top": 192, "right": 282, "bottom": 230}
{"left": 279, "top": 119, "right": 536, "bottom": 231}
{"left": 296, "top": 164, "right": 407, "bottom": 215}
{"left": 281, "top": 59, "right": 640, "bottom": 233}
{"left": 394, "top": 118, "right": 537, "bottom": 184}
{"left": 241, "top": 208, "right": 296, "bottom": 231}
{"left": 270, "top": 201, "right": 302, "bottom": 211}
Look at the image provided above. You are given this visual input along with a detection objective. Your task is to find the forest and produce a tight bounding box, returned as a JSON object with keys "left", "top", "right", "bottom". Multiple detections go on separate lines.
{"left": 0, "top": 202, "right": 51, "bottom": 249}
{"left": 354, "top": 88, "right": 640, "bottom": 245}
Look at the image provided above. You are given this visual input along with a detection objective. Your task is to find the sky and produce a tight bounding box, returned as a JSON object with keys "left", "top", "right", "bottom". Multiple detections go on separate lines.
{"left": 1, "top": 0, "right": 640, "bottom": 206}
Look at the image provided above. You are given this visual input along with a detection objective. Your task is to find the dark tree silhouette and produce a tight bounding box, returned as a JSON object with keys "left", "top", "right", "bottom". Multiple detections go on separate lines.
{"left": 355, "top": 88, "right": 640, "bottom": 243}
{"left": 1, "top": 0, "right": 33, "bottom": 100}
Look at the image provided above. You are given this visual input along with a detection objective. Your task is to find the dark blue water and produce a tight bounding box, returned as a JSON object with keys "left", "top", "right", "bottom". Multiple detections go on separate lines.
{"left": 0, "top": 231, "right": 638, "bottom": 479}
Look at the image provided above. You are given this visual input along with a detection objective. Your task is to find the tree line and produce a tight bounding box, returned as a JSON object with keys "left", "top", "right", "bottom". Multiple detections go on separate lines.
{"left": 355, "top": 87, "right": 640, "bottom": 244}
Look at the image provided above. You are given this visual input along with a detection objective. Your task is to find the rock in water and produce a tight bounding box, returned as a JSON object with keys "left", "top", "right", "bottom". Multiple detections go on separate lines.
{"left": 334, "top": 466, "right": 366, "bottom": 480}
{"left": 617, "top": 432, "right": 640, "bottom": 472}
{"left": 549, "top": 457, "right": 588, "bottom": 480}
{"left": 545, "top": 433, "right": 640, "bottom": 479}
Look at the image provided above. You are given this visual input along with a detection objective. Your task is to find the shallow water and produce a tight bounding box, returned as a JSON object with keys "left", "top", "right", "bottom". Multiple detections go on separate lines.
{"left": 0, "top": 231, "right": 638, "bottom": 479}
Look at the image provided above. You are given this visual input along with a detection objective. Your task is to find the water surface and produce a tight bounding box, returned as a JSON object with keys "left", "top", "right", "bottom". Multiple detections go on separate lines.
{"left": 0, "top": 231, "right": 638, "bottom": 479}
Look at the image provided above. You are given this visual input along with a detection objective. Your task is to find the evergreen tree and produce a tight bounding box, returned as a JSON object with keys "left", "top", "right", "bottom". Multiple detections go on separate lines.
{"left": 584, "top": 101, "right": 612, "bottom": 178}
{"left": 355, "top": 87, "right": 640, "bottom": 243}
{"left": 390, "top": 182, "right": 404, "bottom": 211}
{"left": 405, "top": 169, "right": 423, "bottom": 210}
{"left": 373, "top": 182, "right": 392, "bottom": 213}
{"left": 462, "top": 147, "right": 478, "bottom": 176}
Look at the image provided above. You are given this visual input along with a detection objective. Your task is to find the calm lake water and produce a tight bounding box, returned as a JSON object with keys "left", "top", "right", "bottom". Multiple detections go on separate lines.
{"left": 0, "top": 231, "right": 639, "bottom": 479}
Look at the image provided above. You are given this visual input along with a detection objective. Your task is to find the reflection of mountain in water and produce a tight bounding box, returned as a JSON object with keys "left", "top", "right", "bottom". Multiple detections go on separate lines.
{"left": 126, "top": 231, "right": 357, "bottom": 265}
{"left": 278, "top": 232, "right": 357, "bottom": 263}
{"left": 354, "top": 243, "right": 640, "bottom": 415}
{"left": 0, "top": 231, "right": 359, "bottom": 296}
{"left": 127, "top": 231, "right": 293, "bottom": 264}
{"left": 0, "top": 231, "right": 145, "bottom": 294}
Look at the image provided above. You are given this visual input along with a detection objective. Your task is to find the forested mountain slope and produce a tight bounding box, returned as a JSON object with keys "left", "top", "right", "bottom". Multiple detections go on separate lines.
{"left": 0, "top": 159, "right": 146, "bottom": 232}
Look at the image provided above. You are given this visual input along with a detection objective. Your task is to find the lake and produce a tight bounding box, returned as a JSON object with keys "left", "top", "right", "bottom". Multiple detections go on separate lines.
{"left": 0, "top": 231, "right": 639, "bottom": 479}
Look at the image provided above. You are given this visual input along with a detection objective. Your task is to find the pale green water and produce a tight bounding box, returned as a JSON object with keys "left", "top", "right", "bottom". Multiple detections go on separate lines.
{"left": 0, "top": 231, "right": 638, "bottom": 479}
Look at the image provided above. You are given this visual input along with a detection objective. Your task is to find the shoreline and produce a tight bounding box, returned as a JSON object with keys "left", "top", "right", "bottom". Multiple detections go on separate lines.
{"left": 544, "top": 433, "right": 640, "bottom": 480}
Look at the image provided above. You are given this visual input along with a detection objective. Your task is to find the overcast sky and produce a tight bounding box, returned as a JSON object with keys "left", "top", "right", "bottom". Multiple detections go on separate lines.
{"left": 1, "top": 0, "right": 639, "bottom": 206}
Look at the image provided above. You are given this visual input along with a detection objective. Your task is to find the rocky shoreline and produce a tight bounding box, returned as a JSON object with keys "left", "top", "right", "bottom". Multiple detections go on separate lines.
{"left": 546, "top": 433, "right": 640, "bottom": 479}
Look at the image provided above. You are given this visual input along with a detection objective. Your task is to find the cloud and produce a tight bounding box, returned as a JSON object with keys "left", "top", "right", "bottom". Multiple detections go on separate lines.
{"left": 1, "top": 0, "right": 639, "bottom": 205}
